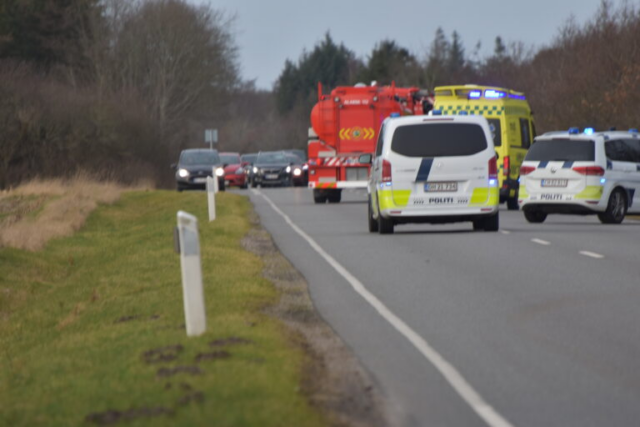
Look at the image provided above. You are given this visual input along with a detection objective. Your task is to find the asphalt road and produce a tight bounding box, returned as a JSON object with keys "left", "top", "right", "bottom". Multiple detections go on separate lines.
{"left": 244, "top": 187, "right": 640, "bottom": 427}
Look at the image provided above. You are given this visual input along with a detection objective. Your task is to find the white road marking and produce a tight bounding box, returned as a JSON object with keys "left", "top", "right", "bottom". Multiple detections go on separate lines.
{"left": 580, "top": 251, "right": 605, "bottom": 259}
{"left": 253, "top": 189, "right": 515, "bottom": 427}
{"left": 500, "top": 230, "right": 511, "bottom": 235}
{"left": 531, "top": 238, "right": 551, "bottom": 246}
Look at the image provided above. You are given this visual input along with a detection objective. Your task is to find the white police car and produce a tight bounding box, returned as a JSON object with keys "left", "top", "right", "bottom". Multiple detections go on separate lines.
{"left": 363, "top": 113, "right": 499, "bottom": 234}
{"left": 519, "top": 128, "right": 640, "bottom": 223}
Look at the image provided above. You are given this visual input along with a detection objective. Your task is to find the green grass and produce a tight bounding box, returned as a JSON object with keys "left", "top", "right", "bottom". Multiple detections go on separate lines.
{"left": 0, "top": 190, "right": 326, "bottom": 427}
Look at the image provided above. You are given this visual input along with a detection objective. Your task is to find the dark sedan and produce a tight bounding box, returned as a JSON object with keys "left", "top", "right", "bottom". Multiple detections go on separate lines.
{"left": 174, "top": 149, "right": 225, "bottom": 192}
{"left": 250, "top": 151, "right": 293, "bottom": 188}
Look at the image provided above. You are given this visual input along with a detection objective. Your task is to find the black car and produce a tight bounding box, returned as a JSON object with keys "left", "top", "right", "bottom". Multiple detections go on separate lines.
{"left": 284, "top": 153, "right": 308, "bottom": 187}
{"left": 250, "top": 151, "right": 294, "bottom": 188}
{"left": 173, "top": 149, "right": 225, "bottom": 192}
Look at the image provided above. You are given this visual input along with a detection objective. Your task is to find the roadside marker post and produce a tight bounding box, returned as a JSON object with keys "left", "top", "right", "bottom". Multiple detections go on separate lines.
{"left": 206, "top": 177, "right": 216, "bottom": 222}
{"left": 176, "top": 211, "right": 207, "bottom": 337}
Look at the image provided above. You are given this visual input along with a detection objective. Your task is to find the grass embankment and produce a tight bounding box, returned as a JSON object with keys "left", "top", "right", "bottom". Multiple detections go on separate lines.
{"left": 0, "top": 184, "right": 326, "bottom": 426}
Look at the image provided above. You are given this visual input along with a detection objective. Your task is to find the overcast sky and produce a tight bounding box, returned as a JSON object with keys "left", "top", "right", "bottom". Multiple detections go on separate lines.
{"left": 195, "top": 0, "right": 622, "bottom": 90}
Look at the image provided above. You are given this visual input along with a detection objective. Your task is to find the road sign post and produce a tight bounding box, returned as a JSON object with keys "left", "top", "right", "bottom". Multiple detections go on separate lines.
{"left": 205, "top": 129, "right": 218, "bottom": 150}
{"left": 176, "top": 211, "right": 207, "bottom": 337}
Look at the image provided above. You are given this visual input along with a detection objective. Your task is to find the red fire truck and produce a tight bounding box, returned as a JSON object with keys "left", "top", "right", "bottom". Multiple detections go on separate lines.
{"left": 308, "top": 82, "right": 431, "bottom": 203}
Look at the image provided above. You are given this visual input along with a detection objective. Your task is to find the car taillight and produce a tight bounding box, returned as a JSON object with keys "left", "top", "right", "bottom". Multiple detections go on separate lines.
{"left": 572, "top": 166, "right": 605, "bottom": 176}
{"left": 520, "top": 166, "right": 535, "bottom": 176}
{"left": 382, "top": 159, "right": 392, "bottom": 182}
{"left": 488, "top": 156, "right": 497, "bottom": 180}
{"left": 503, "top": 156, "right": 510, "bottom": 177}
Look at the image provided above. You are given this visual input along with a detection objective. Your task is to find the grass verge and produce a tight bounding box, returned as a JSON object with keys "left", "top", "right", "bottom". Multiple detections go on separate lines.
{"left": 0, "top": 189, "right": 326, "bottom": 427}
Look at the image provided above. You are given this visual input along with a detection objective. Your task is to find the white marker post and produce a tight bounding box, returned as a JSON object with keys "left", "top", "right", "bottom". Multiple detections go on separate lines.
{"left": 206, "top": 176, "right": 216, "bottom": 222}
{"left": 176, "top": 211, "right": 207, "bottom": 337}
{"left": 211, "top": 167, "right": 219, "bottom": 194}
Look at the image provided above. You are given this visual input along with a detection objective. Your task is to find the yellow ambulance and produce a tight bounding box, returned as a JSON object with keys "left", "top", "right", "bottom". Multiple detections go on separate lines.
{"left": 433, "top": 85, "right": 535, "bottom": 210}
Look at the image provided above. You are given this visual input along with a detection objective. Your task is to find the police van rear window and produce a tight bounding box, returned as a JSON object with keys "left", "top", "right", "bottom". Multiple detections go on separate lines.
{"left": 525, "top": 139, "right": 595, "bottom": 161}
{"left": 391, "top": 123, "right": 487, "bottom": 157}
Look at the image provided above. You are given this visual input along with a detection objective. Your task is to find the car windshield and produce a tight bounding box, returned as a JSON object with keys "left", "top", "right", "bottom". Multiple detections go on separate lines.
{"left": 256, "top": 152, "right": 288, "bottom": 164}
{"left": 220, "top": 154, "right": 240, "bottom": 164}
{"left": 391, "top": 123, "right": 488, "bottom": 157}
{"left": 286, "top": 154, "right": 303, "bottom": 164}
{"left": 525, "top": 139, "right": 595, "bottom": 161}
{"left": 180, "top": 150, "right": 220, "bottom": 165}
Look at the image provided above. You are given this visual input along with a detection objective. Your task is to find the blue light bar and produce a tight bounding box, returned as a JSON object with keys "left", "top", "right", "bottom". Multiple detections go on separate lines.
{"left": 390, "top": 112, "right": 400, "bottom": 118}
{"left": 584, "top": 127, "right": 594, "bottom": 135}
{"left": 568, "top": 127, "right": 580, "bottom": 135}
{"left": 629, "top": 128, "right": 638, "bottom": 134}
{"left": 508, "top": 93, "right": 526, "bottom": 100}
{"left": 485, "top": 90, "right": 506, "bottom": 99}
{"left": 469, "top": 90, "right": 481, "bottom": 99}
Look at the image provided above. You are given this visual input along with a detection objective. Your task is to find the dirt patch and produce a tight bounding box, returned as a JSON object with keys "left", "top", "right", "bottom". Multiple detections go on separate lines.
{"left": 209, "top": 337, "right": 252, "bottom": 347}
{"left": 85, "top": 406, "right": 174, "bottom": 425}
{"left": 156, "top": 365, "right": 203, "bottom": 378}
{"left": 195, "top": 351, "right": 230, "bottom": 362}
{"left": 142, "top": 345, "right": 184, "bottom": 364}
{"left": 242, "top": 211, "right": 389, "bottom": 427}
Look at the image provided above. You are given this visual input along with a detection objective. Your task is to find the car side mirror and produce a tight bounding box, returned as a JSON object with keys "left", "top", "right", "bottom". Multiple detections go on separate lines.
{"left": 359, "top": 154, "right": 372, "bottom": 164}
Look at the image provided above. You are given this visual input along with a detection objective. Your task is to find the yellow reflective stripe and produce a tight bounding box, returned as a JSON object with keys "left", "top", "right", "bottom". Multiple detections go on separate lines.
{"left": 575, "top": 186, "right": 603, "bottom": 199}
{"left": 378, "top": 189, "right": 411, "bottom": 209}
{"left": 519, "top": 185, "right": 529, "bottom": 199}
{"left": 470, "top": 187, "right": 498, "bottom": 206}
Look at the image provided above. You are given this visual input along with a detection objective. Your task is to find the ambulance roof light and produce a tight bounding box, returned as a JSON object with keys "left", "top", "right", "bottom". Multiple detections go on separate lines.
{"left": 584, "top": 127, "right": 595, "bottom": 135}
{"left": 568, "top": 127, "right": 580, "bottom": 134}
{"left": 469, "top": 90, "right": 481, "bottom": 99}
{"left": 485, "top": 90, "right": 506, "bottom": 99}
{"left": 629, "top": 128, "right": 638, "bottom": 134}
{"left": 390, "top": 112, "right": 400, "bottom": 118}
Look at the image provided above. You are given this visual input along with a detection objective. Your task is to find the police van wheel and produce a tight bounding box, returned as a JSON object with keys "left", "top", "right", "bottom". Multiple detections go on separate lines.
{"left": 378, "top": 214, "right": 394, "bottom": 234}
{"left": 524, "top": 210, "right": 547, "bottom": 223}
{"left": 473, "top": 213, "right": 499, "bottom": 232}
{"left": 598, "top": 189, "right": 627, "bottom": 224}
{"left": 506, "top": 197, "right": 519, "bottom": 211}
{"left": 368, "top": 198, "right": 379, "bottom": 233}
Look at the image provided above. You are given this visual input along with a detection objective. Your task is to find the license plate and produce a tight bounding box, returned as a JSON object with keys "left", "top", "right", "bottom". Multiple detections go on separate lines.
{"left": 541, "top": 179, "right": 568, "bottom": 187}
{"left": 193, "top": 177, "right": 207, "bottom": 183}
{"left": 425, "top": 182, "right": 457, "bottom": 192}
{"left": 265, "top": 174, "right": 279, "bottom": 179}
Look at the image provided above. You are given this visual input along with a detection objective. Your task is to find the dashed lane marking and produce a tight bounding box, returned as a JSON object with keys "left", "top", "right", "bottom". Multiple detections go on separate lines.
{"left": 531, "top": 238, "right": 551, "bottom": 246}
{"left": 253, "top": 189, "right": 515, "bottom": 427}
{"left": 580, "top": 251, "right": 605, "bottom": 259}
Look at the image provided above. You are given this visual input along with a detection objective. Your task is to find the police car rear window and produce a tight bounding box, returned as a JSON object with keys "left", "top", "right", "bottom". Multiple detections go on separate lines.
{"left": 525, "top": 139, "right": 595, "bottom": 161}
{"left": 391, "top": 123, "right": 488, "bottom": 157}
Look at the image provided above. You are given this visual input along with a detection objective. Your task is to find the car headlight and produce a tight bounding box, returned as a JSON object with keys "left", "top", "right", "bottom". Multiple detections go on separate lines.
{"left": 252, "top": 166, "right": 258, "bottom": 174}
{"left": 286, "top": 166, "right": 292, "bottom": 173}
{"left": 293, "top": 168, "right": 302, "bottom": 176}
{"left": 215, "top": 167, "right": 224, "bottom": 177}
{"left": 235, "top": 167, "right": 243, "bottom": 174}
{"left": 178, "top": 168, "right": 189, "bottom": 178}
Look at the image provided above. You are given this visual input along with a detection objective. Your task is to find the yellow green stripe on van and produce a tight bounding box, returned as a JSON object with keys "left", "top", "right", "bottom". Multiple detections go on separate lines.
{"left": 575, "top": 186, "right": 604, "bottom": 199}
{"left": 469, "top": 187, "right": 499, "bottom": 206}
{"left": 378, "top": 189, "right": 411, "bottom": 210}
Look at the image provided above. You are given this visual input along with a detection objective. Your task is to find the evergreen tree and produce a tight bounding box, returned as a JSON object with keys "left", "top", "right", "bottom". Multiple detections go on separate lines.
{"left": 448, "top": 31, "right": 465, "bottom": 73}
{"left": 358, "top": 39, "right": 418, "bottom": 86}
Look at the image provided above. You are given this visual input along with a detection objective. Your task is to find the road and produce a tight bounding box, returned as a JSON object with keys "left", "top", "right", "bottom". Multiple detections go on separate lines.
{"left": 245, "top": 187, "right": 640, "bottom": 427}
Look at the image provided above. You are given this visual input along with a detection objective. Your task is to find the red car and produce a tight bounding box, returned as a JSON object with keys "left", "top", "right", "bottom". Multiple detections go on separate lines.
{"left": 220, "top": 152, "right": 248, "bottom": 189}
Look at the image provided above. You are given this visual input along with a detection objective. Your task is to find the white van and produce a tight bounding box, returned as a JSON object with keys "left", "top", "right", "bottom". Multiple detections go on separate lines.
{"left": 363, "top": 114, "right": 500, "bottom": 234}
{"left": 519, "top": 128, "right": 640, "bottom": 223}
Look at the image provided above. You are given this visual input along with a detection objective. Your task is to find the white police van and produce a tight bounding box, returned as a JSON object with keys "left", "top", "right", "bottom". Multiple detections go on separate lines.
{"left": 363, "top": 113, "right": 500, "bottom": 234}
{"left": 519, "top": 128, "right": 640, "bottom": 223}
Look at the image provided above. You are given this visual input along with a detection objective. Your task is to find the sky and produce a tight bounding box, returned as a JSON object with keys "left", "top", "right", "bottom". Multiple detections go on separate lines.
{"left": 194, "top": 0, "right": 620, "bottom": 90}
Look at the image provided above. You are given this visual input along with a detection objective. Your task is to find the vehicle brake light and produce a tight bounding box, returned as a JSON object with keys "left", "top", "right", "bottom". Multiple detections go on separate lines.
{"left": 503, "top": 156, "right": 510, "bottom": 177}
{"left": 520, "top": 166, "right": 535, "bottom": 176}
{"left": 382, "top": 159, "right": 392, "bottom": 182}
{"left": 488, "top": 156, "right": 497, "bottom": 180}
{"left": 572, "top": 166, "right": 605, "bottom": 176}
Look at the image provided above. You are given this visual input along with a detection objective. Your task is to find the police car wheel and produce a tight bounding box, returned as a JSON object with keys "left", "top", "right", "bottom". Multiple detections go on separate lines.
{"left": 598, "top": 189, "right": 627, "bottom": 224}
{"left": 368, "top": 198, "right": 379, "bottom": 233}
{"left": 473, "top": 213, "right": 499, "bottom": 231}
{"left": 524, "top": 211, "right": 547, "bottom": 223}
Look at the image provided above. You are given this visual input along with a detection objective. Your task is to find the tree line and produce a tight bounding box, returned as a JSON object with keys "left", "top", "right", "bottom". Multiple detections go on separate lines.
{"left": 1, "top": 0, "right": 639, "bottom": 189}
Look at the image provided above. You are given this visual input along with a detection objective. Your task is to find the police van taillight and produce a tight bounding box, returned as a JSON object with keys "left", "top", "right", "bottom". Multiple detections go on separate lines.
{"left": 488, "top": 156, "right": 497, "bottom": 180}
{"left": 382, "top": 159, "right": 392, "bottom": 182}
{"left": 520, "top": 166, "right": 535, "bottom": 176}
